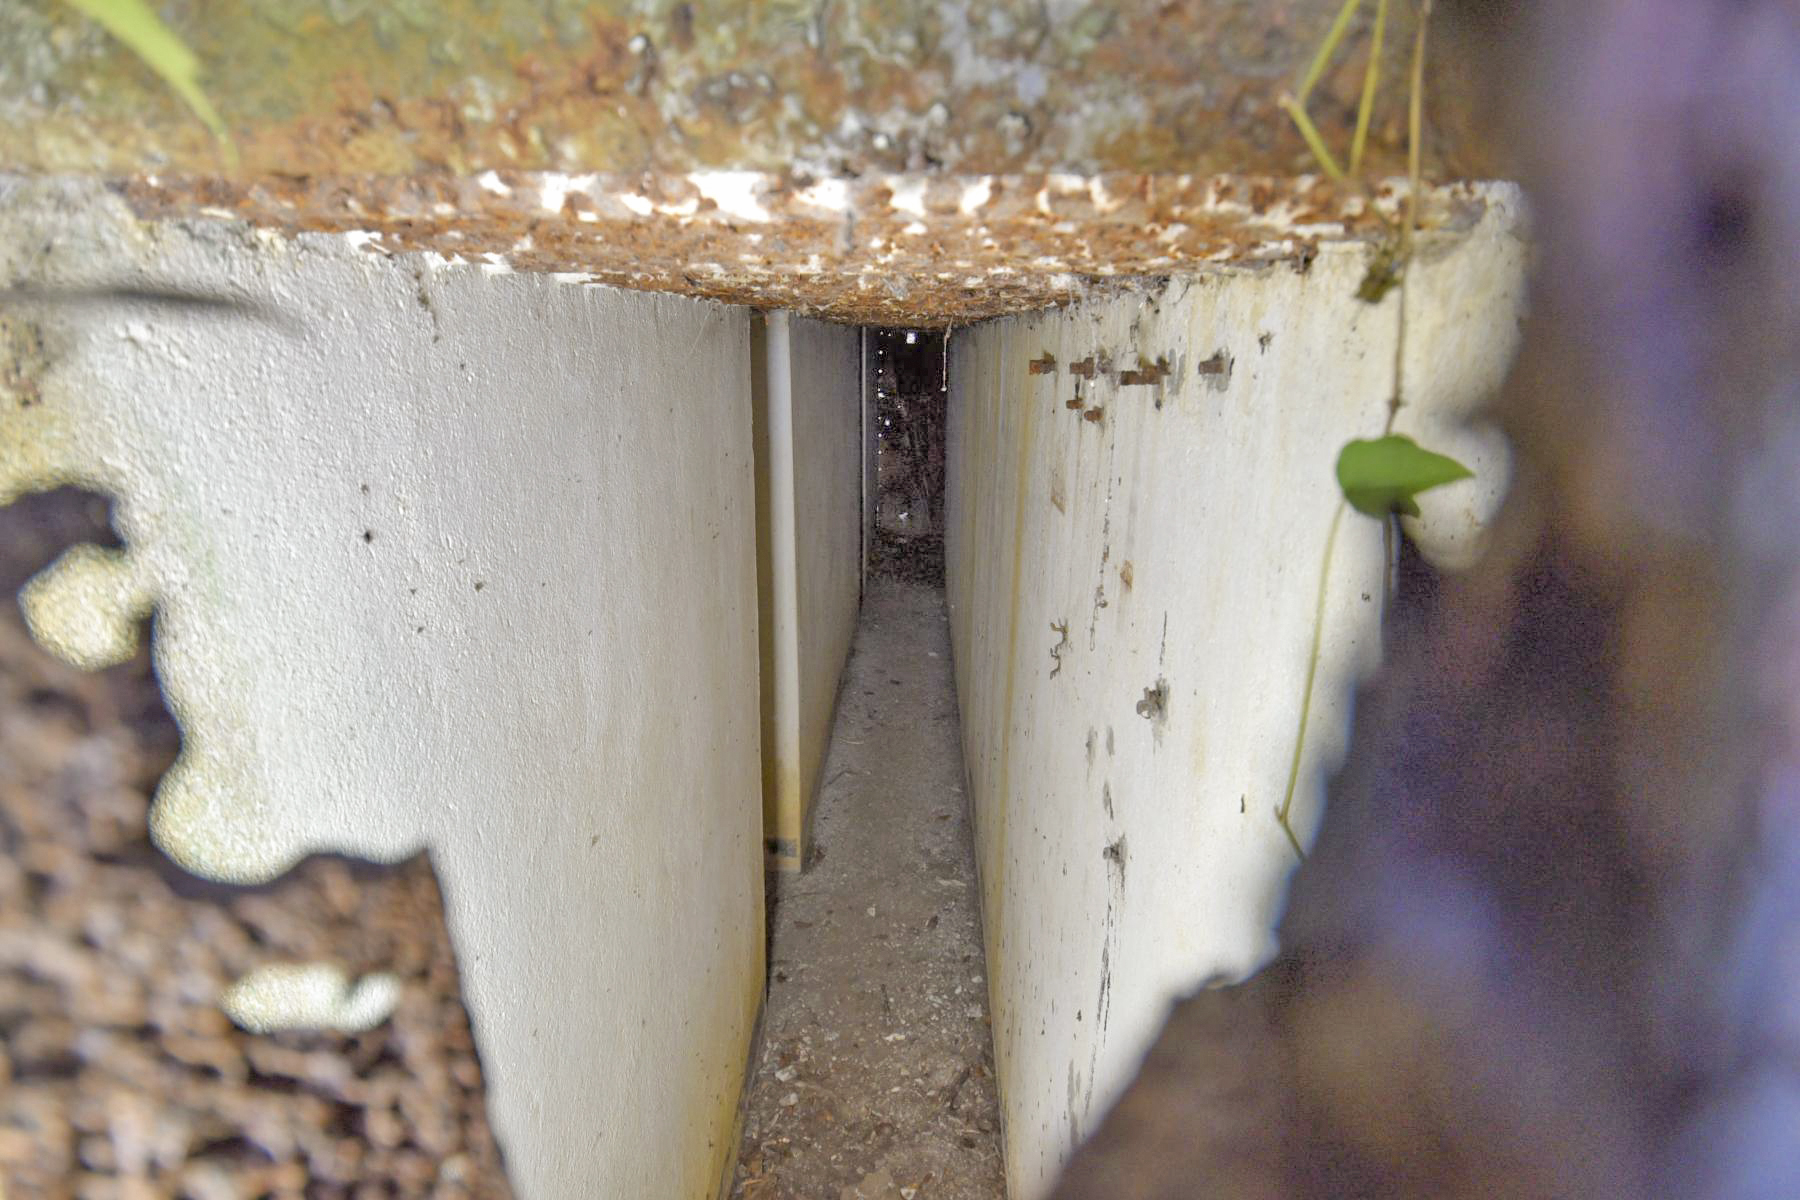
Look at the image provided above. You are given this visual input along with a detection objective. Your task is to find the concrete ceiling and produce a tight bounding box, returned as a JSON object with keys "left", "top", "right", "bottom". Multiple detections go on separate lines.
{"left": 1, "top": 0, "right": 1505, "bottom": 326}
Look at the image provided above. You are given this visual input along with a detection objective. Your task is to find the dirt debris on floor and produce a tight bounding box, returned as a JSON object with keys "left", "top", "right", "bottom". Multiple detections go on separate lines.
{"left": 733, "top": 575, "right": 1003, "bottom": 1200}
{"left": 868, "top": 532, "right": 945, "bottom": 590}
{"left": 0, "top": 490, "right": 513, "bottom": 1197}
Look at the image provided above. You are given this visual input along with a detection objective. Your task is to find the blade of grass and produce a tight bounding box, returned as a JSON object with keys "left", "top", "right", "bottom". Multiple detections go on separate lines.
{"left": 1297, "top": 0, "right": 1364, "bottom": 101}
{"left": 57, "top": 0, "right": 234, "bottom": 161}
{"left": 1348, "top": 0, "right": 1387, "bottom": 175}
{"left": 1408, "top": 0, "right": 1432, "bottom": 204}
{"left": 1279, "top": 94, "right": 1347, "bottom": 182}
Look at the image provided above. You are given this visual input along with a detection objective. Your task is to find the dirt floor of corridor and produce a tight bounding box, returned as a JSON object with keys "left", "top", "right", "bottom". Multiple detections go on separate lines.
{"left": 731, "top": 563, "right": 1005, "bottom": 1200}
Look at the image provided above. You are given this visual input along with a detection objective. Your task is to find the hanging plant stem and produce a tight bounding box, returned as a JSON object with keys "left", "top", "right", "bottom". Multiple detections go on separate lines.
{"left": 1276, "top": 500, "right": 1348, "bottom": 860}
{"left": 1387, "top": 0, "right": 1433, "bottom": 433}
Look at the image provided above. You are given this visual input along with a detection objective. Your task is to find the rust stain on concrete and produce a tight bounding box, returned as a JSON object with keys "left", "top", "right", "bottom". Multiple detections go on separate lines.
{"left": 2, "top": 1, "right": 1496, "bottom": 182}
{"left": 116, "top": 170, "right": 1501, "bottom": 327}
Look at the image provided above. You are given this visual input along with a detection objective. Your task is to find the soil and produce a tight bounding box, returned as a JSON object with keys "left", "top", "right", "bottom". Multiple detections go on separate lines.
{"left": 867, "top": 532, "right": 944, "bottom": 590}
{"left": 0, "top": 489, "right": 513, "bottom": 1198}
{"left": 731, "top": 574, "right": 1003, "bottom": 1200}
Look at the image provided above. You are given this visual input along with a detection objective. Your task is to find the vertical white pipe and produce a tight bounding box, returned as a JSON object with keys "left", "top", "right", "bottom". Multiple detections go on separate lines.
{"left": 764, "top": 312, "right": 803, "bottom": 858}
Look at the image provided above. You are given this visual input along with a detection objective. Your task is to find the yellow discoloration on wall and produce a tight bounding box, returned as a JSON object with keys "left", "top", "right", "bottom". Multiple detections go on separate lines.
{"left": 763, "top": 756, "right": 803, "bottom": 869}
{"left": 1, "top": 357, "right": 90, "bottom": 505}
{"left": 0, "top": 287, "right": 287, "bottom": 882}
{"left": 147, "top": 731, "right": 286, "bottom": 883}
{"left": 3, "top": 445, "right": 275, "bottom": 888}
{"left": 986, "top": 323, "right": 1043, "bottom": 1085}
{"left": 707, "top": 964, "right": 767, "bottom": 1200}
{"left": 19, "top": 538, "right": 153, "bottom": 670}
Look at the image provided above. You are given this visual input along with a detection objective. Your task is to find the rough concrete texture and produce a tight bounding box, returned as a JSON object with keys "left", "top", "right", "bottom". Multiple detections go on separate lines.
{"left": 1, "top": 1, "right": 1505, "bottom": 326}
{"left": 0, "top": 1, "right": 1484, "bottom": 181}
{"left": 113, "top": 171, "right": 1503, "bottom": 328}
{"left": 0, "top": 490, "right": 514, "bottom": 1197}
{"left": 733, "top": 577, "right": 1004, "bottom": 1200}
{"left": 944, "top": 187, "right": 1527, "bottom": 1198}
{"left": 0, "top": 178, "right": 764, "bottom": 1199}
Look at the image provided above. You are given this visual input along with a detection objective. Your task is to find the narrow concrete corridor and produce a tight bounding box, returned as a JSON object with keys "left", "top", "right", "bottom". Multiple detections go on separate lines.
{"left": 731, "top": 574, "right": 1005, "bottom": 1200}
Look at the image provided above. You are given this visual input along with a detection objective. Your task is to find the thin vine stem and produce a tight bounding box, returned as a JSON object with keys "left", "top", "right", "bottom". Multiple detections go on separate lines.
{"left": 1278, "top": 0, "right": 1434, "bottom": 860}
{"left": 1277, "top": 500, "right": 1348, "bottom": 860}
{"left": 1387, "top": 0, "right": 1432, "bottom": 433}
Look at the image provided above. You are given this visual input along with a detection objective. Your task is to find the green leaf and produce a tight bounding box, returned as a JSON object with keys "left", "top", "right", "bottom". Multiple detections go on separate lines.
{"left": 57, "top": 0, "right": 234, "bottom": 159}
{"left": 1336, "top": 434, "right": 1473, "bottom": 518}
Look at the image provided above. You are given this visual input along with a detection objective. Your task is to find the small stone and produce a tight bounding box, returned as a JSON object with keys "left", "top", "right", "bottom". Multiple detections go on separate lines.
{"left": 779, "top": 1092, "right": 799, "bottom": 1107}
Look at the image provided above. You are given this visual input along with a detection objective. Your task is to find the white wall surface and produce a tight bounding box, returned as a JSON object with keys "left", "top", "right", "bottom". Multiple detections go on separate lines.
{"left": 754, "top": 312, "right": 863, "bottom": 867}
{"left": 0, "top": 179, "right": 764, "bottom": 1200}
{"left": 943, "top": 187, "right": 1529, "bottom": 1198}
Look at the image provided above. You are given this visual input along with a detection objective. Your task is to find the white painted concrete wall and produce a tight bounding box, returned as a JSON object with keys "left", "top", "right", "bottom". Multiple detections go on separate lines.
{"left": 943, "top": 188, "right": 1529, "bottom": 1198}
{"left": 754, "top": 312, "right": 864, "bottom": 867}
{"left": 0, "top": 180, "right": 764, "bottom": 1200}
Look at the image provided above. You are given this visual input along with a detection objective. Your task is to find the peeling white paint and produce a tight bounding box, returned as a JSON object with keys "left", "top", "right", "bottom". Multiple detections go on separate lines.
{"left": 1086, "top": 177, "right": 1126, "bottom": 214}
{"left": 616, "top": 191, "right": 655, "bottom": 217}
{"left": 959, "top": 179, "right": 994, "bottom": 215}
{"left": 653, "top": 194, "right": 702, "bottom": 219}
{"left": 886, "top": 176, "right": 929, "bottom": 220}
{"left": 795, "top": 177, "right": 851, "bottom": 213}
{"left": 691, "top": 170, "right": 772, "bottom": 223}
{"left": 537, "top": 172, "right": 599, "bottom": 214}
